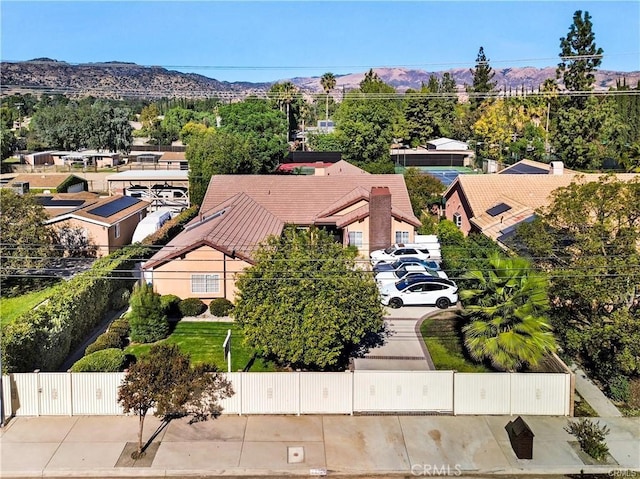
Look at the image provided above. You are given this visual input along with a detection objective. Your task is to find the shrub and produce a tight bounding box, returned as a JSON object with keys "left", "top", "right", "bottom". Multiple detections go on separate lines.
{"left": 71, "top": 348, "right": 126, "bottom": 372}
{"left": 178, "top": 298, "right": 206, "bottom": 317}
{"left": 629, "top": 379, "right": 640, "bottom": 409}
{"left": 160, "top": 294, "right": 182, "bottom": 317}
{"left": 85, "top": 331, "right": 124, "bottom": 355}
{"left": 129, "top": 283, "right": 170, "bottom": 344}
{"left": 209, "top": 298, "right": 234, "bottom": 317}
{"left": 109, "top": 318, "right": 130, "bottom": 339}
{"left": 607, "top": 375, "right": 630, "bottom": 403}
{"left": 564, "top": 418, "right": 610, "bottom": 461}
{"left": 110, "top": 288, "right": 131, "bottom": 310}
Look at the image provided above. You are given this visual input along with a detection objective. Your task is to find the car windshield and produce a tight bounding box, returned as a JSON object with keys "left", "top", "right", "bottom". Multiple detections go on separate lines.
{"left": 384, "top": 247, "right": 396, "bottom": 254}
{"left": 390, "top": 260, "right": 404, "bottom": 268}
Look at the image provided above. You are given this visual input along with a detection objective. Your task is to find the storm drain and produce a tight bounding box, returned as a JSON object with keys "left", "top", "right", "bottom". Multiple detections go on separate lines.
{"left": 287, "top": 446, "right": 304, "bottom": 463}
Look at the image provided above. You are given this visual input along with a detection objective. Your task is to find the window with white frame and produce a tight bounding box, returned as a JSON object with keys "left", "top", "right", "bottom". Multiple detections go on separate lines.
{"left": 453, "top": 213, "right": 462, "bottom": 228}
{"left": 114, "top": 222, "right": 121, "bottom": 239}
{"left": 348, "top": 231, "right": 363, "bottom": 247}
{"left": 191, "top": 274, "right": 220, "bottom": 294}
{"left": 395, "top": 231, "right": 410, "bottom": 243}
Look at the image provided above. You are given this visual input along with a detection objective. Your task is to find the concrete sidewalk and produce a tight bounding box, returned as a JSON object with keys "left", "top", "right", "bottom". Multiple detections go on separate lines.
{"left": 1, "top": 414, "right": 638, "bottom": 478}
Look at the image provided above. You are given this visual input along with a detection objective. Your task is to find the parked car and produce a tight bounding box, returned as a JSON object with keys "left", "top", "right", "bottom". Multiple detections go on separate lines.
{"left": 370, "top": 244, "right": 433, "bottom": 265}
{"left": 372, "top": 257, "right": 446, "bottom": 278}
{"left": 379, "top": 275, "right": 458, "bottom": 309}
{"left": 375, "top": 264, "right": 439, "bottom": 287}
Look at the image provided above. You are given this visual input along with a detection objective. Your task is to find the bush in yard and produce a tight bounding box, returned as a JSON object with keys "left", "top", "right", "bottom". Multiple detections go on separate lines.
{"left": 71, "top": 348, "right": 127, "bottom": 372}
{"left": 110, "top": 288, "right": 131, "bottom": 310}
{"left": 160, "top": 294, "right": 182, "bottom": 317}
{"left": 85, "top": 331, "right": 124, "bottom": 355}
{"left": 178, "top": 298, "right": 206, "bottom": 317}
{"left": 209, "top": 298, "right": 234, "bottom": 317}
{"left": 129, "top": 283, "right": 170, "bottom": 344}
{"left": 607, "top": 375, "right": 630, "bottom": 403}
{"left": 109, "top": 318, "right": 130, "bottom": 339}
{"left": 564, "top": 418, "right": 610, "bottom": 461}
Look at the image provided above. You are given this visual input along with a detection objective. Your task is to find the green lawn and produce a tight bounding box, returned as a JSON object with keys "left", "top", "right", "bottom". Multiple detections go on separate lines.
{"left": 125, "top": 321, "right": 277, "bottom": 372}
{"left": 420, "top": 313, "right": 491, "bottom": 372}
{"left": 0, "top": 286, "right": 59, "bottom": 327}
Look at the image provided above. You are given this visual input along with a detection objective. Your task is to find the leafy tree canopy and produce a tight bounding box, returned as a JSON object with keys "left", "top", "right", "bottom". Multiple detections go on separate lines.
{"left": 118, "top": 344, "right": 233, "bottom": 457}
{"left": 0, "top": 190, "right": 59, "bottom": 293}
{"left": 403, "top": 167, "right": 445, "bottom": 216}
{"left": 233, "top": 227, "right": 385, "bottom": 370}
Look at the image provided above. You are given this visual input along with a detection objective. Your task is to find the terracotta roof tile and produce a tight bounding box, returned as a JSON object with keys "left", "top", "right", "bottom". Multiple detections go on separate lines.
{"left": 323, "top": 160, "right": 370, "bottom": 176}
{"left": 201, "top": 174, "right": 418, "bottom": 226}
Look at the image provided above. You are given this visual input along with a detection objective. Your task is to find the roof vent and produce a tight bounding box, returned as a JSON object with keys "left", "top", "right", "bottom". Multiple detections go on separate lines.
{"left": 550, "top": 161, "right": 564, "bottom": 176}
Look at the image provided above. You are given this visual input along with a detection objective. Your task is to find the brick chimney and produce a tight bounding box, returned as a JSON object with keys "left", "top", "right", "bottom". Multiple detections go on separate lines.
{"left": 369, "top": 187, "right": 392, "bottom": 253}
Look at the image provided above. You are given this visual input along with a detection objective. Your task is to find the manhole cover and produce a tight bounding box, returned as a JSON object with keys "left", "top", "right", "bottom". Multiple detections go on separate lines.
{"left": 288, "top": 446, "right": 304, "bottom": 463}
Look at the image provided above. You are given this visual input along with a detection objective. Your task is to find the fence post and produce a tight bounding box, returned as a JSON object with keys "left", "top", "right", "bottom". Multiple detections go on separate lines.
{"left": 34, "top": 369, "right": 41, "bottom": 417}
{"left": 68, "top": 371, "right": 73, "bottom": 417}
{"left": 297, "top": 372, "right": 301, "bottom": 416}
{"left": 350, "top": 370, "right": 354, "bottom": 416}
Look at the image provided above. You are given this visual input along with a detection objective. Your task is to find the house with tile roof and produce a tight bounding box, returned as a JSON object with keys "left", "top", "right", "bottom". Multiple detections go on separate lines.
{"left": 44, "top": 194, "right": 150, "bottom": 256}
{"left": 142, "top": 164, "right": 420, "bottom": 302}
{"left": 443, "top": 159, "right": 639, "bottom": 245}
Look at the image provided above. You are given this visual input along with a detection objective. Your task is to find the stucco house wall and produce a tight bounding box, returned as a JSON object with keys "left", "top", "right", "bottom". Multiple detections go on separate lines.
{"left": 147, "top": 245, "right": 250, "bottom": 303}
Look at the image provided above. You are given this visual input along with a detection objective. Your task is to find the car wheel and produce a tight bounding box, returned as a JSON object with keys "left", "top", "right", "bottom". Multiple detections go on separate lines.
{"left": 389, "top": 297, "right": 403, "bottom": 309}
{"left": 436, "top": 297, "right": 450, "bottom": 309}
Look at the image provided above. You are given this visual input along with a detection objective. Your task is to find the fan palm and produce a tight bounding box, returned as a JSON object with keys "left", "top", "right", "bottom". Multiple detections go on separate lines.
{"left": 320, "top": 72, "right": 336, "bottom": 125}
{"left": 460, "top": 253, "right": 556, "bottom": 371}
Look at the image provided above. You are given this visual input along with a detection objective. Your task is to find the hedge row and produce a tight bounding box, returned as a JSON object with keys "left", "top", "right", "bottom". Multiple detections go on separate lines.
{"left": 1, "top": 244, "right": 151, "bottom": 373}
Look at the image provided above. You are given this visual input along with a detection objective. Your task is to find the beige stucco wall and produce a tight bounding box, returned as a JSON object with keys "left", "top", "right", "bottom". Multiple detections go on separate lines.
{"left": 147, "top": 244, "right": 250, "bottom": 303}
{"left": 52, "top": 211, "right": 144, "bottom": 257}
{"left": 343, "top": 217, "right": 416, "bottom": 257}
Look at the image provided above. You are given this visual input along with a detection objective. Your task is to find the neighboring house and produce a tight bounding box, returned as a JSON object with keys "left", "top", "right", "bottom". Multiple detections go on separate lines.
{"left": 443, "top": 159, "right": 639, "bottom": 245}
{"left": 49, "top": 151, "right": 122, "bottom": 169}
{"left": 45, "top": 195, "right": 150, "bottom": 256}
{"left": 426, "top": 138, "right": 469, "bottom": 151}
{"left": 143, "top": 163, "right": 420, "bottom": 302}
{"left": 106, "top": 169, "right": 189, "bottom": 212}
{"left": 6, "top": 174, "right": 88, "bottom": 193}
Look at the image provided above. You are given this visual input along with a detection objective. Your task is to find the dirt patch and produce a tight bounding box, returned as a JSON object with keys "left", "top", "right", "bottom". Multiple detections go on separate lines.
{"left": 115, "top": 442, "right": 161, "bottom": 467}
{"left": 567, "top": 441, "right": 618, "bottom": 466}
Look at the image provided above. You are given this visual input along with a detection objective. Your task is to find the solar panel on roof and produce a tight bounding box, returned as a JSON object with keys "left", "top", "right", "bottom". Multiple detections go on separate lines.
{"left": 486, "top": 203, "right": 512, "bottom": 217}
{"left": 36, "top": 197, "right": 85, "bottom": 207}
{"left": 87, "top": 196, "right": 141, "bottom": 218}
{"left": 501, "top": 163, "right": 548, "bottom": 174}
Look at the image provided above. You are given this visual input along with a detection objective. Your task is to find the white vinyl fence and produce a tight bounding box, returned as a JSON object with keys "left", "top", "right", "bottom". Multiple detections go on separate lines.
{"left": 0, "top": 370, "right": 572, "bottom": 419}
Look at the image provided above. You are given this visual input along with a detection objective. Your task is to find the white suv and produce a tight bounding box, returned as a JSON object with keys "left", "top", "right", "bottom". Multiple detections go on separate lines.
{"left": 375, "top": 264, "right": 440, "bottom": 288}
{"left": 379, "top": 275, "right": 458, "bottom": 309}
{"left": 370, "top": 244, "right": 432, "bottom": 265}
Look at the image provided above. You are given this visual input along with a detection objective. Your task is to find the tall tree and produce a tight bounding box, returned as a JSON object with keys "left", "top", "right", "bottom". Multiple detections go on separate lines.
{"left": 557, "top": 10, "right": 603, "bottom": 101}
{"left": 320, "top": 72, "right": 337, "bottom": 125}
{"left": 468, "top": 47, "right": 497, "bottom": 110}
{"left": 0, "top": 190, "right": 59, "bottom": 293}
{"left": 118, "top": 344, "right": 233, "bottom": 457}
{"left": 403, "top": 168, "right": 446, "bottom": 216}
{"left": 460, "top": 253, "right": 557, "bottom": 371}
{"left": 233, "top": 227, "right": 384, "bottom": 370}
{"left": 334, "top": 69, "right": 404, "bottom": 170}
{"left": 515, "top": 175, "right": 640, "bottom": 387}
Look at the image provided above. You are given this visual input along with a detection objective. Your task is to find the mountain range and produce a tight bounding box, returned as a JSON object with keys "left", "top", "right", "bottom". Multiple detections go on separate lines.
{"left": 1, "top": 58, "right": 638, "bottom": 100}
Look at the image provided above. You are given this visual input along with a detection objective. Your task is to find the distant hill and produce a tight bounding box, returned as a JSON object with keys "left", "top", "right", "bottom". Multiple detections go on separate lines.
{"left": 1, "top": 58, "right": 638, "bottom": 100}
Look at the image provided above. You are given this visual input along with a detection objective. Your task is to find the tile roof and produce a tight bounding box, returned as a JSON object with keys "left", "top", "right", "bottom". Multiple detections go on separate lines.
{"left": 10, "top": 174, "right": 84, "bottom": 189}
{"left": 200, "top": 174, "right": 418, "bottom": 227}
{"left": 145, "top": 192, "right": 284, "bottom": 267}
{"left": 445, "top": 168, "right": 639, "bottom": 243}
{"left": 323, "top": 160, "right": 371, "bottom": 176}
{"left": 448, "top": 172, "right": 639, "bottom": 220}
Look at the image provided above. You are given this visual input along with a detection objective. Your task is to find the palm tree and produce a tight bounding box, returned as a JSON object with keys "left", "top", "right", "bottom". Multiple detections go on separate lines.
{"left": 460, "top": 253, "right": 556, "bottom": 371}
{"left": 320, "top": 72, "right": 336, "bottom": 127}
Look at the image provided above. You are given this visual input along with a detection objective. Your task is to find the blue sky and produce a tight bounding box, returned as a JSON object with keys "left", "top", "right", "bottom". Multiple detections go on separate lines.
{"left": 1, "top": 1, "right": 638, "bottom": 83}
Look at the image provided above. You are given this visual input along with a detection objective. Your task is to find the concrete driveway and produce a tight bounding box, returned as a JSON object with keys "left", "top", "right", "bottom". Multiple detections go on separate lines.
{"left": 353, "top": 305, "right": 437, "bottom": 370}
